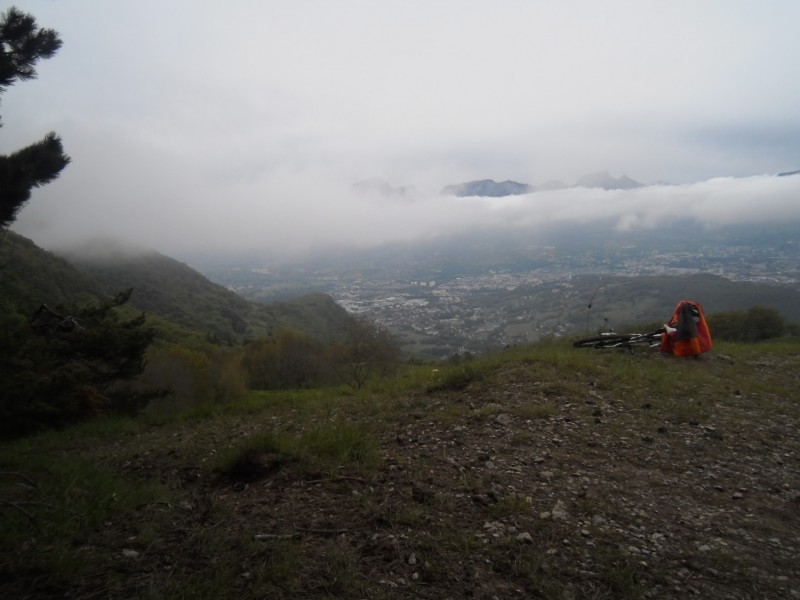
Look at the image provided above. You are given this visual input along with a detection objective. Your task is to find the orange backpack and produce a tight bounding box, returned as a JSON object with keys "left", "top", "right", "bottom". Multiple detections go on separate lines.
{"left": 660, "top": 300, "right": 713, "bottom": 357}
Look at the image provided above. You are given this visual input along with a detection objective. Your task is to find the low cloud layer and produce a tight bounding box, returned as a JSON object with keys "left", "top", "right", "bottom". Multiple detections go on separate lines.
{"left": 14, "top": 169, "right": 800, "bottom": 260}
{"left": 5, "top": 1, "right": 800, "bottom": 259}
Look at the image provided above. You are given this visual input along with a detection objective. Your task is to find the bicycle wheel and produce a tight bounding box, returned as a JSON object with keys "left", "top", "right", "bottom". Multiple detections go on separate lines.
{"left": 572, "top": 334, "right": 635, "bottom": 349}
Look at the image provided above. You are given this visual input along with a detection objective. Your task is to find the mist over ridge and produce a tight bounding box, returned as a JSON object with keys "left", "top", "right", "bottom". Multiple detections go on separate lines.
{"left": 16, "top": 170, "right": 800, "bottom": 262}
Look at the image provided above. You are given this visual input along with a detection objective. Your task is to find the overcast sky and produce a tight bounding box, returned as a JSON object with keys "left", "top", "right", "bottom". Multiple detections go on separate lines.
{"left": 4, "top": 1, "right": 800, "bottom": 258}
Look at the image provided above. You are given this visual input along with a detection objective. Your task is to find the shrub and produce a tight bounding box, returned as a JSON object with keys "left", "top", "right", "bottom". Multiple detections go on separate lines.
{"left": 329, "top": 316, "right": 401, "bottom": 389}
{"left": 707, "top": 306, "right": 787, "bottom": 342}
{"left": 427, "top": 361, "right": 491, "bottom": 392}
{"left": 218, "top": 422, "right": 381, "bottom": 480}
{"left": 138, "top": 343, "right": 248, "bottom": 413}
{"left": 240, "top": 329, "right": 327, "bottom": 390}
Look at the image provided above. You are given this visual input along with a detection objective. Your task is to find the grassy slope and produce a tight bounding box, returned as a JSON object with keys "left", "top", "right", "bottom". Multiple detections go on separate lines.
{"left": 2, "top": 338, "right": 799, "bottom": 599}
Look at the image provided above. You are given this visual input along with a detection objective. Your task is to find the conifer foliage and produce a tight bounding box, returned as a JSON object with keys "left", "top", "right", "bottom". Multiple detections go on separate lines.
{"left": 0, "top": 290, "right": 159, "bottom": 437}
{"left": 0, "top": 6, "right": 70, "bottom": 228}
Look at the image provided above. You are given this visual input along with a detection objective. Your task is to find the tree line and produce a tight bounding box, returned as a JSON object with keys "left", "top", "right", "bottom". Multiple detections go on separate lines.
{"left": 0, "top": 291, "right": 401, "bottom": 437}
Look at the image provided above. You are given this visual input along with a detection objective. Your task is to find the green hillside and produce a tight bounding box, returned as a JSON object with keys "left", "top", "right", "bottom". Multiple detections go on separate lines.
{"left": 0, "top": 232, "right": 390, "bottom": 438}
{"left": 61, "top": 240, "right": 253, "bottom": 342}
{"left": 0, "top": 231, "right": 103, "bottom": 311}
{"left": 246, "top": 292, "right": 356, "bottom": 343}
{"left": 19, "top": 235, "right": 353, "bottom": 344}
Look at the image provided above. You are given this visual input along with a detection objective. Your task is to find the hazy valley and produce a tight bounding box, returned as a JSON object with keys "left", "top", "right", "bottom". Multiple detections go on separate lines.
{"left": 190, "top": 220, "right": 800, "bottom": 357}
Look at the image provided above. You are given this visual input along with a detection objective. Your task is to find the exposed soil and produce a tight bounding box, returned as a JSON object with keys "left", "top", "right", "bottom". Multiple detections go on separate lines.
{"left": 3, "top": 350, "right": 799, "bottom": 599}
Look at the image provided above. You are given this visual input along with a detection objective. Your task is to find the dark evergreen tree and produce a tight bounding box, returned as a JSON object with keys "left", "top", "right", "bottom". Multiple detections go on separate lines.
{"left": 0, "top": 290, "right": 161, "bottom": 437}
{"left": 0, "top": 6, "right": 70, "bottom": 228}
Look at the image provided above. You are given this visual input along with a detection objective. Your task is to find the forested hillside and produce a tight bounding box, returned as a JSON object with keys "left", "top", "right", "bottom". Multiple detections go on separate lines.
{"left": 0, "top": 232, "right": 103, "bottom": 310}
{"left": 2, "top": 232, "right": 351, "bottom": 345}
{"left": 0, "top": 231, "right": 395, "bottom": 435}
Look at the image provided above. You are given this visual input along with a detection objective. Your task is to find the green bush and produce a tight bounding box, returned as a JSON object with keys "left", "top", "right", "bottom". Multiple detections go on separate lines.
{"left": 240, "top": 317, "right": 402, "bottom": 391}
{"left": 707, "top": 306, "right": 788, "bottom": 342}
{"left": 426, "top": 361, "right": 492, "bottom": 392}
{"left": 240, "top": 329, "right": 327, "bottom": 390}
{"left": 218, "top": 421, "right": 381, "bottom": 480}
{"left": 329, "top": 316, "right": 401, "bottom": 389}
{"left": 0, "top": 290, "right": 159, "bottom": 437}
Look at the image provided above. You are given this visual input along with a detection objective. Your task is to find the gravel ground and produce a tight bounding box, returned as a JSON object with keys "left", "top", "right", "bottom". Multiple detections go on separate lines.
{"left": 3, "top": 348, "right": 799, "bottom": 599}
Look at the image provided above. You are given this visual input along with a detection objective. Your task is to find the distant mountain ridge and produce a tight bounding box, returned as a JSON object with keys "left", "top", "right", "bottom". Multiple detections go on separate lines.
{"left": 369, "top": 169, "right": 796, "bottom": 199}
{"left": 441, "top": 171, "right": 644, "bottom": 197}
{"left": 352, "top": 177, "right": 417, "bottom": 200}
{"left": 441, "top": 179, "right": 535, "bottom": 197}
{"left": 573, "top": 170, "right": 643, "bottom": 190}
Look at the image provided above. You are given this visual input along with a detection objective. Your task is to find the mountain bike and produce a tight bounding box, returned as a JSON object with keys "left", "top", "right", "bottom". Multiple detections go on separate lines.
{"left": 573, "top": 300, "right": 711, "bottom": 357}
{"left": 572, "top": 327, "right": 666, "bottom": 351}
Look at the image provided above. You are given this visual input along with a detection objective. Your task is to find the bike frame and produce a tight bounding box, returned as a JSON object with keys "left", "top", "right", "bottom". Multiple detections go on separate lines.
{"left": 572, "top": 329, "right": 665, "bottom": 351}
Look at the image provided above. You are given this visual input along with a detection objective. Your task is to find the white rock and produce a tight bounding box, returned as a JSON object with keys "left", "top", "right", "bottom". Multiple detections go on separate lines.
{"left": 551, "top": 500, "right": 568, "bottom": 521}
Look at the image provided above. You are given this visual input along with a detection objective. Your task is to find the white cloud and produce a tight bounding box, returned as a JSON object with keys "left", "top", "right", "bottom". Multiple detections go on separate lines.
{"left": 14, "top": 168, "right": 800, "bottom": 259}
{"left": 4, "top": 1, "right": 800, "bottom": 257}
